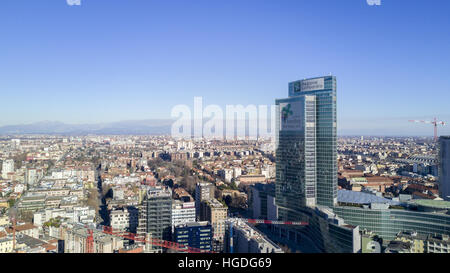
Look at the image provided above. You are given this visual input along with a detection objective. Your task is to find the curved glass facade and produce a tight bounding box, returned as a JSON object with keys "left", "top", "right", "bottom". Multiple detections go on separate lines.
{"left": 333, "top": 206, "right": 450, "bottom": 241}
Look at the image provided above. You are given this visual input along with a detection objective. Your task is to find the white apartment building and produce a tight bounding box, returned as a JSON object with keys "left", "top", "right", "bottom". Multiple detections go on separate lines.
{"left": 2, "top": 159, "right": 14, "bottom": 179}
{"left": 219, "top": 169, "right": 233, "bottom": 183}
{"left": 110, "top": 207, "right": 138, "bottom": 232}
{"left": 233, "top": 167, "right": 242, "bottom": 179}
{"left": 0, "top": 235, "right": 13, "bottom": 253}
{"left": 171, "top": 201, "right": 196, "bottom": 228}
{"left": 33, "top": 206, "right": 96, "bottom": 227}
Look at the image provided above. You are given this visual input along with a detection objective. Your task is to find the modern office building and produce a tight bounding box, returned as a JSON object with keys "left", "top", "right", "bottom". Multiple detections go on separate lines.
{"left": 330, "top": 142, "right": 450, "bottom": 246}
{"left": 439, "top": 136, "right": 450, "bottom": 201}
{"left": 275, "top": 76, "right": 337, "bottom": 212}
{"left": 333, "top": 204, "right": 450, "bottom": 241}
{"left": 137, "top": 186, "right": 172, "bottom": 253}
{"left": 195, "top": 182, "right": 215, "bottom": 221}
{"left": 273, "top": 76, "right": 450, "bottom": 252}
{"left": 273, "top": 76, "right": 360, "bottom": 253}
{"left": 173, "top": 221, "right": 212, "bottom": 252}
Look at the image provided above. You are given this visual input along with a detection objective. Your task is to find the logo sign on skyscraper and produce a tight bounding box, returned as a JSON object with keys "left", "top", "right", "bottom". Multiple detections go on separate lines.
{"left": 281, "top": 104, "right": 292, "bottom": 123}
{"left": 279, "top": 101, "right": 303, "bottom": 131}
{"left": 291, "top": 77, "right": 325, "bottom": 93}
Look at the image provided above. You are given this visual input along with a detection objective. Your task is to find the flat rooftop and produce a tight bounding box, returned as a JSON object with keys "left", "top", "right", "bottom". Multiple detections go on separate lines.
{"left": 408, "top": 199, "right": 450, "bottom": 209}
{"left": 338, "top": 189, "right": 400, "bottom": 205}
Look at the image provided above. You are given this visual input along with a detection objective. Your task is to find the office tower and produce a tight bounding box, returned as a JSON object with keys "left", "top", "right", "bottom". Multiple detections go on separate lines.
{"left": 273, "top": 76, "right": 450, "bottom": 252}
{"left": 200, "top": 198, "right": 228, "bottom": 252}
{"left": 2, "top": 159, "right": 14, "bottom": 179}
{"left": 275, "top": 76, "right": 337, "bottom": 216}
{"left": 273, "top": 76, "right": 363, "bottom": 253}
{"left": 137, "top": 186, "right": 172, "bottom": 253}
{"left": 195, "top": 182, "right": 215, "bottom": 220}
{"left": 174, "top": 221, "right": 212, "bottom": 251}
{"left": 439, "top": 136, "right": 450, "bottom": 201}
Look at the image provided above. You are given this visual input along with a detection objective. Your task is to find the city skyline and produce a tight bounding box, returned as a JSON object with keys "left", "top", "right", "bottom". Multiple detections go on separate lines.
{"left": 2, "top": 0, "right": 450, "bottom": 262}
{"left": 1, "top": 0, "right": 450, "bottom": 136}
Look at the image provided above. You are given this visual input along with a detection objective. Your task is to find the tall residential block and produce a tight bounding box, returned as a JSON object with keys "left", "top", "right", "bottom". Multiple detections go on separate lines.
{"left": 137, "top": 186, "right": 172, "bottom": 253}
{"left": 195, "top": 182, "right": 215, "bottom": 220}
{"left": 2, "top": 159, "right": 14, "bottom": 179}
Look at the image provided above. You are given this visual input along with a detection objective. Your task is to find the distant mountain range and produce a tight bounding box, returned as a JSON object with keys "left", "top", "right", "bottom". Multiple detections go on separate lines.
{"left": 0, "top": 120, "right": 174, "bottom": 135}
{"left": 0, "top": 119, "right": 446, "bottom": 137}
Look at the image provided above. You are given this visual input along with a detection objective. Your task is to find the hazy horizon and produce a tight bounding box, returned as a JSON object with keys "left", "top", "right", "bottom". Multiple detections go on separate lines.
{"left": 0, "top": 118, "right": 446, "bottom": 137}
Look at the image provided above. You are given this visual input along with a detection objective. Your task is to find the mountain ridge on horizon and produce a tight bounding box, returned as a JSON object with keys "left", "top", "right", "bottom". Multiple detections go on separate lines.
{"left": 0, "top": 119, "right": 175, "bottom": 135}
{"left": 0, "top": 120, "right": 440, "bottom": 137}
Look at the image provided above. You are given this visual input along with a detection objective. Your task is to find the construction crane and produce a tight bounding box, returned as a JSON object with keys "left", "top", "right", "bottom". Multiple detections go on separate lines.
{"left": 409, "top": 118, "right": 446, "bottom": 142}
{"left": 85, "top": 225, "right": 214, "bottom": 253}
{"left": 84, "top": 218, "right": 308, "bottom": 254}
{"left": 243, "top": 219, "right": 308, "bottom": 226}
{"left": 86, "top": 229, "right": 94, "bottom": 253}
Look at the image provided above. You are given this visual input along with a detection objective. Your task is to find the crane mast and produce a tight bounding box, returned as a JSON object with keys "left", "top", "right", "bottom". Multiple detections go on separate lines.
{"left": 409, "top": 117, "right": 446, "bottom": 142}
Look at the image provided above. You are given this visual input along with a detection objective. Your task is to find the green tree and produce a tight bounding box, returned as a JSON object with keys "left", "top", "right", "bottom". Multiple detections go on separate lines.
{"left": 7, "top": 199, "right": 16, "bottom": 208}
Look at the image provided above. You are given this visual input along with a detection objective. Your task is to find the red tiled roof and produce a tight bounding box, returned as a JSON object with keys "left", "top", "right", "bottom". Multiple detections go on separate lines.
{"left": 5, "top": 223, "right": 37, "bottom": 233}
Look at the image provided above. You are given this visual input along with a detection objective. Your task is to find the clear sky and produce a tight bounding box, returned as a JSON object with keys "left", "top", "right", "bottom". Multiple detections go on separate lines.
{"left": 1, "top": 0, "right": 449, "bottom": 136}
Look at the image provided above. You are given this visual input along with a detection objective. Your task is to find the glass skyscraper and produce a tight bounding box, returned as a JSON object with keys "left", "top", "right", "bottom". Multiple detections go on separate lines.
{"left": 273, "top": 76, "right": 362, "bottom": 253}
{"left": 275, "top": 75, "right": 337, "bottom": 219}
{"left": 274, "top": 76, "right": 450, "bottom": 252}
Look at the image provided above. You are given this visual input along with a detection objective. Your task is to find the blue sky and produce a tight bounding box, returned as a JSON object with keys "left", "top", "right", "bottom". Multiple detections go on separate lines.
{"left": 0, "top": 0, "right": 449, "bottom": 136}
